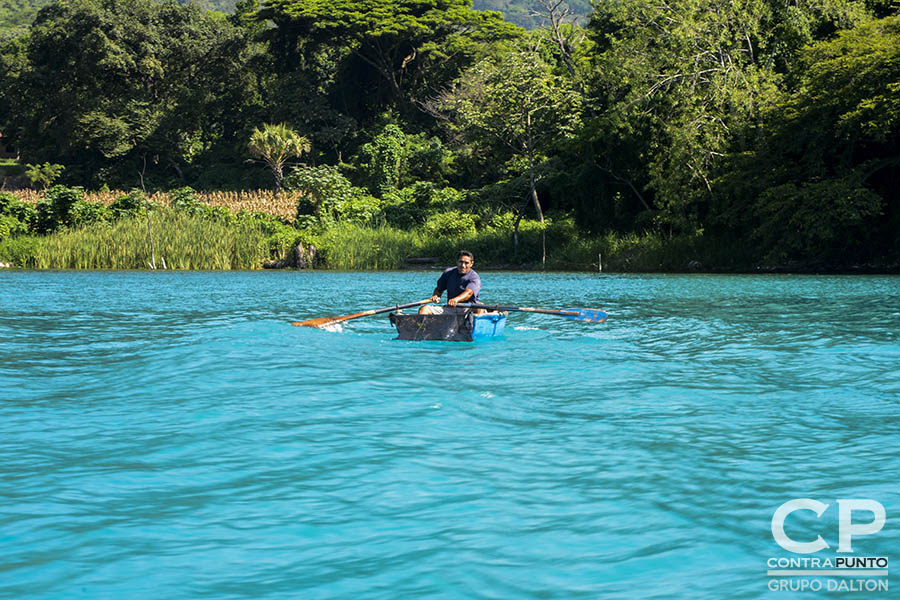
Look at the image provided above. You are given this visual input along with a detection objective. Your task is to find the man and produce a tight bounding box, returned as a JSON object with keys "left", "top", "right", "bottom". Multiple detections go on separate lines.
{"left": 419, "top": 250, "right": 481, "bottom": 314}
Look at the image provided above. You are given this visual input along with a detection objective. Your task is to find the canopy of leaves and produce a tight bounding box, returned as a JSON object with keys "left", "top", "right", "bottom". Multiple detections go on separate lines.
{"left": 0, "top": 0, "right": 239, "bottom": 36}
{"left": 6, "top": 0, "right": 262, "bottom": 186}
{"left": 472, "top": 0, "right": 592, "bottom": 30}
{"left": 717, "top": 14, "right": 900, "bottom": 263}
{"left": 261, "top": 0, "right": 521, "bottom": 110}
{"left": 584, "top": 0, "right": 878, "bottom": 234}
{"left": 441, "top": 43, "right": 581, "bottom": 167}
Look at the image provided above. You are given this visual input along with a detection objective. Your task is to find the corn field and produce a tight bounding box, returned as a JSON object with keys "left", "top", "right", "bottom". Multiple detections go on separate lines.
{"left": 8, "top": 189, "right": 299, "bottom": 221}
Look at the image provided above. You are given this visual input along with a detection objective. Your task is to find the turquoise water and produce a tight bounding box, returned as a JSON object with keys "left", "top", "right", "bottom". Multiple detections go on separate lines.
{"left": 2, "top": 271, "right": 899, "bottom": 599}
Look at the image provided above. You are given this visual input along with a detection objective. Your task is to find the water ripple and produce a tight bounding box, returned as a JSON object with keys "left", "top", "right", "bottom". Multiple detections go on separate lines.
{"left": 2, "top": 272, "right": 899, "bottom": 599}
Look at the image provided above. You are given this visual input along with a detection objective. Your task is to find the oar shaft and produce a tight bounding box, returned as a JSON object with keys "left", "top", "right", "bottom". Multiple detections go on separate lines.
{"left": 455, "top": 303, "right": 608, "bottom": 323}
{"left": 292, "top": 299, "right": 433, "bottom": 328}
{"left": 456, "top": 303, "right": 578, "bottom": 316}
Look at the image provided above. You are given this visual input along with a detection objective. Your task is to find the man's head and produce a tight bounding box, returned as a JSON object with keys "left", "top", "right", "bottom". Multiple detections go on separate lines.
{"left": 456, "top": 250, "right": 474, "bottom": 275}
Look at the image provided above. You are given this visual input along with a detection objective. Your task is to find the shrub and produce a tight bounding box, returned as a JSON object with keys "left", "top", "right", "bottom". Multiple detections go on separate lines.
{"left": 377, "top": 183, "right": 463, "bottom": 229}
{"left": 423, "top": 210, "right": 477, "bottom": 238}
{"left": 0, "top": 214, "right": 29, "bottom": 240}
{"left": 483, "top": 211, "right": 518, "bottom": 232}
{"left": 380, "top": 191, "right": 424, "bottom": 229}
{"left": 35, "top": 201, "right": 56, "bottom": 234}
{"left": 41, "top": 185, "right": 87, "bottom": 231}
{"left": 285, "top": 164, "right": 356, "bottom": 225}
{"left": 28, "top": 186, "right": 87, "bottom": 233}
{"left": 169, "top": 187, "right": 203, "bottom": 215}
{"left": 109, "top": 190, "right": 147, "bottom": 220}
{"left": 428, "top": 186, "right": 464, "bottom": 210}
{"left": 25, "top": 162, "right": 65, "bottom": 189}
{"left": 403, "top": 133, "right": 453, "bottom": 187}
{"left": 754, "top": 179, "right": 883, "bottom": 263}
{"left": 198, "top": 204, "right": 235, "bottom": 225}
{"left": 357, "top": 124, "right": 406, "bottom": 196}
{"left": 0, "top": 193, "right": 38, "bottom": 232}
{"left": 0, "top": 193, "right": 16, "bottom": 214}
{"left": 69, "top": 200, "right": 111, "bottom": 228}
{"left": 338, "top": 192, "right": 381, "bottom": 224}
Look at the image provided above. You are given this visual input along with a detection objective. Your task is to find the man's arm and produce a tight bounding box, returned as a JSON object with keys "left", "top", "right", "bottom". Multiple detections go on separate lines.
{"left": 430, "top": 287, "right": 443, "bottom": 303}
{"left": 447, "top": 288, "right": 474, "bottom": 306}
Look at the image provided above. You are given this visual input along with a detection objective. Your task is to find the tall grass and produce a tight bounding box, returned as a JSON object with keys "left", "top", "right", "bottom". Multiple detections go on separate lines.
{"left": 21, "top": 207, "right": 273, "bottom": 269}
{"left": 7, "top": 189, "right": 299, "bottom": 221}
{"left": 312, "top": 224, "right": 425, "bottom": 270}
{"left": 310, "top": 222, "right": 548, "bottom": 270}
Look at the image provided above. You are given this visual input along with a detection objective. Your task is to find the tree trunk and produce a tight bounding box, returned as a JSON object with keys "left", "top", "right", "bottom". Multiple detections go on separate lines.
{"left": 273, "top": 162, "right": 283, "bottom": 194}
{"left": 526, "top": 112, "right": 546, "bottom": 266}
{"left": 513, "top": 212, "right": 523, "bottom": 255}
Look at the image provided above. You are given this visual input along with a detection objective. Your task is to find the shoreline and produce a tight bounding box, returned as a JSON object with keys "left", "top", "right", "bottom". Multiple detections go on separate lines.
{"left": 3, "top": 262, "right": 899, "bottom": 275}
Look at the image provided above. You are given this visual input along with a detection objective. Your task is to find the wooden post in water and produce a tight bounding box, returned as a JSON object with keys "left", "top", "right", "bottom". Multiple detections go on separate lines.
{"left": 598, "top": 253, "right": 602, "bottom": 272}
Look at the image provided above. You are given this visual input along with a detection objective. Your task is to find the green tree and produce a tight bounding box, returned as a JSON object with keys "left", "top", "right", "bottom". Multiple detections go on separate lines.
{"left": 357, "top": 124, "right": 407, "bottom": 196}
{"left": 588, "top": 0, "right": 781, "bottom": 234}
{"left": 583, "top": 0, "right": 877, "bottom": 239}
{"left": 0, "top": 29, "right": 28, "bottom": 151}
{"left": 260, "top": 0, "right": 520, "bottom": 111}
{"left": 440, "top": 43, "right": 581, "bottom": 263}
{"left": 285, "top": 164, "right": 356, "bottom": 225}
{"left": 717, "top": 14, "right": 900, "bottom": 264}
{"left": 24, "top": 162, "right": 64, "bottom": 189}
{"left": 10, "top": 0, "right": 262, "bottom": 186}
{"left": 248, "top": 123, "right": 311, "bottom": 192}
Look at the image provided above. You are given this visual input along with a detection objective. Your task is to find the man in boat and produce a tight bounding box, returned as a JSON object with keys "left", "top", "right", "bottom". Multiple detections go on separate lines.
{"left": 419, "top": 250, "right": 483, "bottom": 314}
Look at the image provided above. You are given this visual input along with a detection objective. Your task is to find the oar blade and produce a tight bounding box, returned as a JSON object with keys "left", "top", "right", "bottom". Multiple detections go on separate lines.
{"left": 291, "top": 299, "right": 433, "bottom": 329}
{"left": 566, "top": 308, "right": 608, "bottom": 323}
{"left": 291, "top": 316, "right": 344, "bottom": 328}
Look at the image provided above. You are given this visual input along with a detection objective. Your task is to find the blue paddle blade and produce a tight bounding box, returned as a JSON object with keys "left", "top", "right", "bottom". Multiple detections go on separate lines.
{"left": 567, "top": 308, "right": 608, "bottom": 322}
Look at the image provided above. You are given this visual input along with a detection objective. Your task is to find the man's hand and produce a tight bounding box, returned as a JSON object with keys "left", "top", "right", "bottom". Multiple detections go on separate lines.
{"left": 431, "top": 294, "right": 441, "bottom": 304}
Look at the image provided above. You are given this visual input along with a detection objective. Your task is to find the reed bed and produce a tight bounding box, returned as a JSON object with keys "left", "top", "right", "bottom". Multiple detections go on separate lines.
{"left": 26, "top": 207, "right": 273, "bottom": 269}
{"left": 311, "top": 223, "right": 551, "bottom": 269}
{"left": 7, "top": 189, "right": 299, "bottom": 221}
{"left": 312, "top": 224, "right": 427, "bottom": 270}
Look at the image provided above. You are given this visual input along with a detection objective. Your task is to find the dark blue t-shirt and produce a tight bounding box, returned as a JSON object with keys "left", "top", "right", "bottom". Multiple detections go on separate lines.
{"left": 436, "top": 267, "right": 480, "bottom": 303}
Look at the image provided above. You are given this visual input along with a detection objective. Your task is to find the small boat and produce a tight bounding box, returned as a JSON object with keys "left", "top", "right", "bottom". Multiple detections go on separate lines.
{"left": 389, "top": 310, "right": 507, "bottom": 342}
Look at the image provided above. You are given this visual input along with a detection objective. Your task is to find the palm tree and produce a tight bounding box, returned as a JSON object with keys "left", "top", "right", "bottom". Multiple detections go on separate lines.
{"left": 248, "top": 123, "right": 311, "bottom": 192}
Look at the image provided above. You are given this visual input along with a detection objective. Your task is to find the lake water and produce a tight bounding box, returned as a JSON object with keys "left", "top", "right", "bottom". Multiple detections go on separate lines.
{"left": 2, "top": 270, "right": 899, "bottom": 599}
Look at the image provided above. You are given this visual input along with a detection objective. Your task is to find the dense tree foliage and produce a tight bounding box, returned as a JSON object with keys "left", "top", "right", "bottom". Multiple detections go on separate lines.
{"left": 439, "top": 42, "right": 582, "bottom": 260}
{"left": 473, "top": 0, "right": 592, "bottom": 29}
{"left": 717, "top": 14, "right": 900, "bottom": 263}
{"left": 0, "top": 0, "right": 238, "bottom": 36}
{"left": 1, "top": 0, "right": 898, "bottom": 269}
{"left": 4, "top": 0, "right": 263, "bottom": 187}
{"left": 260, "top": 0, "right": 521, "bottom": 136}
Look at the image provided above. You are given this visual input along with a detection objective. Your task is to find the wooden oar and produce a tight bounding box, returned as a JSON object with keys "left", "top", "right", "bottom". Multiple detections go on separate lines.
{"left": 456, "top": 303, "right": 608, "bottom": 323}
{"left": 291, "top": 299, "right": 435, "bottom": 328}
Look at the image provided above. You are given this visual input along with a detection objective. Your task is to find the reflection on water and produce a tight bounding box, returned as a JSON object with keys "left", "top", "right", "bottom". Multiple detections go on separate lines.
{"left": 2, "top": 271, "right": 899, "bottom": 599}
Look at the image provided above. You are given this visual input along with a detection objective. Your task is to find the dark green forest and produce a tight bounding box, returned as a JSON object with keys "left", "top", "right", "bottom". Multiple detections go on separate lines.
{"left": 2, "top": 0, "right": 899, "bottom": 271}
{"left": 0, "top": 0, "right": 582, "bottom": 36}
{"left": 0, "top": 0, "right": 238, "bottom": 35}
